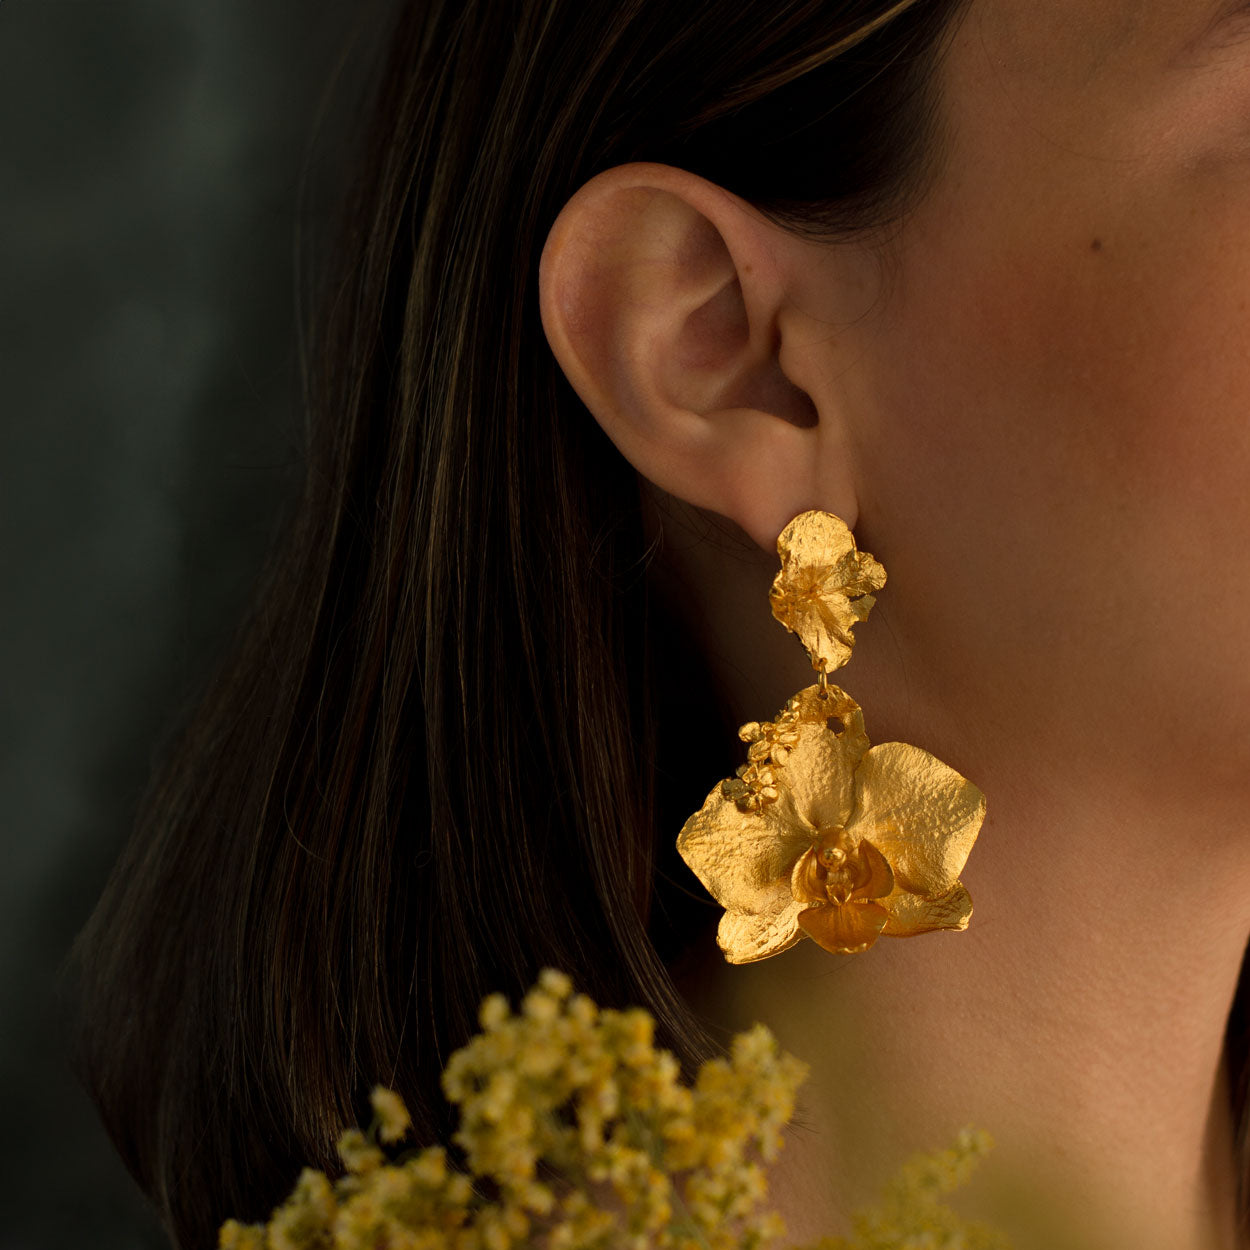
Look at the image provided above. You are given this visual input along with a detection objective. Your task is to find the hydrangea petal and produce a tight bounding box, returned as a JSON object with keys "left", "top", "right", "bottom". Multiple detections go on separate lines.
{"left": 881, "top": 882, "right": 974, "bottom": 936}
{"left": 833, "top": 545, "right": 888, "bottom": 599}
{"left": 796, "top": 901, "right": 888, "bottom": 955}
{"left": 768, "top": 513, "right": 886, "bottom": 674}
{"left": 677, "top": 784, "right": 813, "bottom": 918}
{"left": 847, "top": 742, "right": 985, "bottom": 896}
{"left": 717, "top": 900, "right": 808, "bottom": 964}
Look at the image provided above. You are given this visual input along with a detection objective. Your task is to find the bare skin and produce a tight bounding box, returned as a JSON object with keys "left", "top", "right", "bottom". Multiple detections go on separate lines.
{"left": 539, "top": 1, "right": 1250, "bottom": 1245}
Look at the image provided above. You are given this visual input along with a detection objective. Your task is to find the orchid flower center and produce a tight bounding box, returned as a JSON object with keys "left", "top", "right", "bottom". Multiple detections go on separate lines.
{"left": 799, "top": 827, "right": 862, "bottom": 906}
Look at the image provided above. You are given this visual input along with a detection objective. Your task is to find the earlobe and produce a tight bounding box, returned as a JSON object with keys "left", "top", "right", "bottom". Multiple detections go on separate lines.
{"left": 538, "top": 162, "right": 858, "bottom": 550}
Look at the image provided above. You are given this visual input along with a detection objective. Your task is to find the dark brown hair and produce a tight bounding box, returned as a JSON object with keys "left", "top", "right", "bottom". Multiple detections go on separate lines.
{"left": 79, "top": 0, "right": 1241, "bottom": 1246}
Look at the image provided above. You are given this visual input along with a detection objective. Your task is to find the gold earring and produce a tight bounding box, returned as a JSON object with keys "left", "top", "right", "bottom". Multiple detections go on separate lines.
{"left": 676, "top": 511, "right": 986, "bottom": 963}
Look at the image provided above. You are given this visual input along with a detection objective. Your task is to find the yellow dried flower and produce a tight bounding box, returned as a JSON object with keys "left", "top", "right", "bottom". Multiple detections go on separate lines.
{"left": 267, "top": 1168, "right": 334, "bottom": 1250}
{"left": 411, "top": 1145, "right": 448, "bottom": 1186}
{"left": 371, "top": 1085, "right": 413, "bottom": 1144}
{"left": 218, "top": 1220, "right": 267, "bottom": 1250}
{"left": 538, "top": 967, "right": 574, "bottom": 997}
{"left": 801, "top": 1128, "right": 1008, "bottom": 1250}
{"left": 478, "top": 992, "right": 509, "bottom": 1031}
{"left": 217, "top": 973, "right": 1004, "bottom": 1250}
{"left": 337, "top": 1128, "right": 385, "bottom": 1175}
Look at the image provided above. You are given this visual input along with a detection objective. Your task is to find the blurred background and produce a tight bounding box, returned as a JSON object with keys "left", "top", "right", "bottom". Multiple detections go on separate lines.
{"left": 1, "top": 3, "right": 391, "bottom": 1244}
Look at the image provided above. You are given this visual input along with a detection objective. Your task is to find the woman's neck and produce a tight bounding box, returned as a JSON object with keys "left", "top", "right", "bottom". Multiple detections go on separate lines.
{"left": 673, "top": 753, "right": 1250, "bottom": 1250}
{"left": 657, "top": 518, "right": 1250, "bottom": 1250}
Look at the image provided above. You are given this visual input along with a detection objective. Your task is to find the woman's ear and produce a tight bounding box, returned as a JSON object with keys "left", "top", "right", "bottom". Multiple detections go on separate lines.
{"left": 538, "top": 162, "right": 862, "bottom": 550}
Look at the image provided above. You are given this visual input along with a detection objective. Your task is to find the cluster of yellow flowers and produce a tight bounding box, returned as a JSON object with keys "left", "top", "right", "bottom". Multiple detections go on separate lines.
{"left": 815, "top": 1129, "right": 1007, "bottom": 1250}
{"left": 219, "top": 971, "right": 1004, "bottom": 1250}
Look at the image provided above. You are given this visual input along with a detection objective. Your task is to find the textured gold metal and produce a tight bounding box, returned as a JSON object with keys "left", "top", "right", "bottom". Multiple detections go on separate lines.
{"left": 768, "top": 510, "right": 886, "bottom": 675}
{"left": 676, "top": 510, "right": 986, "bottom": 962}
{"left": 678, "top": 684, "right": 983, "bottom": 961}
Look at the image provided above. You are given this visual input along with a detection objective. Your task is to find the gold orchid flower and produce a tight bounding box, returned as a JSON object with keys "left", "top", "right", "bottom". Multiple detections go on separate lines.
{"left": 677, "top": 686, "right": 985, "bottom": 962}
{"left": 768, "top": 511, "right": 886, "bottom": 675}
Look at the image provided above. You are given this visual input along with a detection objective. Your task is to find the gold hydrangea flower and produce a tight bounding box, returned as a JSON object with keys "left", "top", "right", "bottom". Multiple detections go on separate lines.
{"left": 677, "top": 685, "right": 985, "bottom": 962}
{"left": 768, "top": 511, "right": 886, "bottom": 675}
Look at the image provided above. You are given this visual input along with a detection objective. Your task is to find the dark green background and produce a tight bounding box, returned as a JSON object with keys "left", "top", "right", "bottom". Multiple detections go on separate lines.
{"left": 1, "top": 2, "right": 391, "bottom": 1244}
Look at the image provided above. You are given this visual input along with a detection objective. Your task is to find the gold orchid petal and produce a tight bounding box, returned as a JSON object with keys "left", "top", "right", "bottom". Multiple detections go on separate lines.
{"left": 779, "top": 701, "right": 866, "bottom": 830}
{"left": 768, "top": 512, "right": 887, "bottom": 674}
{"left": 786, "top": 683, "right": 870, "bottom": 753}
{"left": 797, "top": 901, "right": 888, "bottom": 955}
{"left": 881, "top": 882, "right": 974, "bottom": 937}
{"left": 790, "top": 845, "right": 824, "bottom": 905}
{"left": 677, "top": 783, "right": 813, "bottom": 918}
{"left": 847, "top": 743, "right": 986, "bottom": 896}
{"left": 717, "top": 900, "right": 809, "bottom": 964}
{"left": 851, "top": 838, "right": 895, "bottom": 902}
